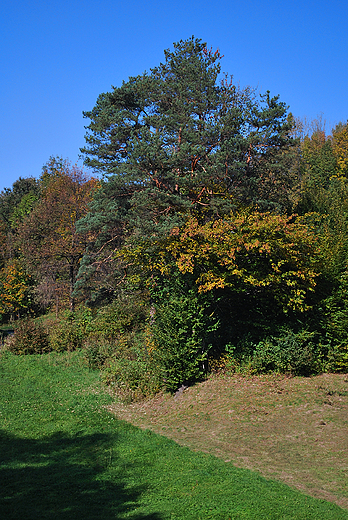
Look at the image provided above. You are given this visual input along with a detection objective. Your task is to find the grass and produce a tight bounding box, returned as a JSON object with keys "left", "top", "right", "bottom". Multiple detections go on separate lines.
{"left": 111, "top": 372, "right": 348, "bottom": 510}
{"left": 1, "top": 351, "right": 347, "bottom": 519}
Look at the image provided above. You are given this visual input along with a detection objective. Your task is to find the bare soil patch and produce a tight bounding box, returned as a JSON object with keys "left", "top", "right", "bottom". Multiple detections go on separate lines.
{"left": 108, "top": 372, "right": 348, "bottom": 509}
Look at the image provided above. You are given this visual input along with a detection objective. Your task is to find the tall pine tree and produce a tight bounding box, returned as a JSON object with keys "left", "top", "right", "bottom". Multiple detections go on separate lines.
{"left": 77, "top": 37, "right": 298, "bottom": 297}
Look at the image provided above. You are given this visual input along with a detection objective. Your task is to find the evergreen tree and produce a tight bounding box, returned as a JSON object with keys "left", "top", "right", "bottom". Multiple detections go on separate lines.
{"left": 78, "top": 37, "right": 298, "bottom": 296}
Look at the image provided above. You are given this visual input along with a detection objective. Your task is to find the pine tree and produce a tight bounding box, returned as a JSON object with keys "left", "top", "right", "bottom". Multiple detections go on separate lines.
{"left": 77, "top": 37, "right": 298, "bottom": 297}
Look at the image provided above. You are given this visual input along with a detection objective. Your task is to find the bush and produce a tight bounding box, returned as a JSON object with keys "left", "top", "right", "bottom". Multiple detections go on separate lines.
{"left": 79, "top": 295, "right": 164, "bottom": 402}
{"left": 6, "top": 318, "right": 50, "bottom": 355}
{"left": 83, "top": 335, "right": 115, "bottom": 369}
{"left": 48, "top": 319, "right": 83, "bottom": 352}
{"left": 103, "top": 357, "right": 161, "bottom": 403}
{"left": 96, "top": 332, "right": 162, "bottom": 402}
{"left": 251, "top": 330, "right": 322, "bottom": 376}
{"left": 327, "top": 342, "right": 348, "bottom": 372}
{"left": 89, "top": 295, "right": 149, "bottom": 340}
{"left": 151, "top": 293, "right": 218, "bottom": 393}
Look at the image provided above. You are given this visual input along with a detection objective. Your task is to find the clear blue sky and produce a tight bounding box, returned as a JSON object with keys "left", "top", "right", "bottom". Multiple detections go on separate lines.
{"left": 1, "top": 0, "right": 347, "bottom": 192}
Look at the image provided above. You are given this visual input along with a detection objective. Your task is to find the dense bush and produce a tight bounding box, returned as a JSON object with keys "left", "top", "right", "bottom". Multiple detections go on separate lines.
{"left": 89, "top": 332, "right": 162, "bottom": 402}
{"left": 208, "top": 330, "right": 329, "bottom": 377}
{"left": 43, "top": 308, "right": 98, "bottom": 352}
{"left": 81, "top": 296, "right": 162, "bottom": 400}
{"left": 6, "top": 318, "right": 50, "bottom": 355}
{"left": 48, "top": 319, "right": 83, "bottom": 352}
{"left": 250, "top": 330, "right": 324, "bottom": 376}
{"left": 327, "top": 342, "right": 348, "bottom": 372}
{"left": 88, "top": 294, "right": 149, "bottom": 339}
{"left": 83, "top": 335, "right": 115, "bottom": 369}
{"left": 151, "top": 292, "right": 219, "bottom": 393}
{"left": 102, "top": 356, "right": 161, "bottom": 403}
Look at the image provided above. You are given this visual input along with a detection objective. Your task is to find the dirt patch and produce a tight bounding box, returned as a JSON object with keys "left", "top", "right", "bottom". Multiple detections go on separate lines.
{"left": 108, "top": 372, "right": 348, "bottom": 509}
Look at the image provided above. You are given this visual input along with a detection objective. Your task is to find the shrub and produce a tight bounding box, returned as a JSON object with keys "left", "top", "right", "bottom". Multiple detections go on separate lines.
{"left": 251, "top": 330, "right": 321, "bottom": 376}
{"left": 6, "top": 318, "right": 50, "bottom": 355}
{"left": 48, "top": 319, "right": 83, "bottom": 352}
{"left": 89, "top": 294, "right": 149, "bottom": 340}
{"left": 151, "top": 293, "right": 218, "bottom": 393}
{"left": 83, "top": 335, "right": 115, "bottom": 369}
{"left": 99, "top": 332, "right": 162, "bottom": 402}
{"left": 327, "top": 342, "right": 348, "bottom": 373}
{"left": 102, "top": 357, "right": 161, "bottom": 403}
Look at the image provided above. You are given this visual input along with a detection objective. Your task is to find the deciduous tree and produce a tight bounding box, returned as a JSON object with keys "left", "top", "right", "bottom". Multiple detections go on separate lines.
{"left": 332, "top": 121, "right": 348, "bottom": 178}
{"left": 18, "top": 158, "right": 98, "bottom": 312}
{"left": 0, "top": 260, "right": 32, "bottom": 320}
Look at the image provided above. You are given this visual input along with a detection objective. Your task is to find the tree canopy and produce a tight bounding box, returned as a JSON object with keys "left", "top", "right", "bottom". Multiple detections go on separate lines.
{"left": 78, "top": 37, "right": 299, "bottom": 295}
{"left": 16, "top": 158, "right": 98, "bottom": 312}
{"left": 81, "top": 38, "right": 297, "bottom": 225}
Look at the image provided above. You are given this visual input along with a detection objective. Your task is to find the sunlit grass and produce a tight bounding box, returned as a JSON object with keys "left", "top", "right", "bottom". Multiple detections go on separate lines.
{"left": 0, "top": 350, "right": 347, "bottom": 519}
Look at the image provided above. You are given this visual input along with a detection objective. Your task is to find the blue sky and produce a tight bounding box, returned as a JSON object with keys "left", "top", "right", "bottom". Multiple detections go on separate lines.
{"left": 1, "top": 0, "right": 347, "bottom": 192}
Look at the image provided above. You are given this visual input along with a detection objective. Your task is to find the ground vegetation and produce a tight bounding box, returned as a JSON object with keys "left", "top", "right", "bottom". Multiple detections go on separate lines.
{"left": 1, "top": 37, "right": 348, "bottom": 399}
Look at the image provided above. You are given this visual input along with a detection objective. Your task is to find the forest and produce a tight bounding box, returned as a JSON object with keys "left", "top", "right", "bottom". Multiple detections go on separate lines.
{"left": 1, "top": 37, "right": 348, "bottom": 399}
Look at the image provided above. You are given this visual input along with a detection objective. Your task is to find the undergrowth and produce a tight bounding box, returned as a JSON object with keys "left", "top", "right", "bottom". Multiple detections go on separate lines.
{"left": 3, "top": 293, "right": 348, "bottom": 402}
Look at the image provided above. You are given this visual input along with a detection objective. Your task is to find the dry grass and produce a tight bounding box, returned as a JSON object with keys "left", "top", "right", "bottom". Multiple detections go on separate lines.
{"left": 108, "top": 372, "right": 348, "bottom": 510}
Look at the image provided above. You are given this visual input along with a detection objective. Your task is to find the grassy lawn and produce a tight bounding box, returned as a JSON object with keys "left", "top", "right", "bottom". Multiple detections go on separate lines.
{"left": 0, "top": 351, "right": 347, "bottom": 519}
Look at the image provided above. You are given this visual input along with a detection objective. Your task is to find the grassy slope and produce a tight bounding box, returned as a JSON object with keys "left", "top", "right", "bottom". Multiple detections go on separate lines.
{"left": 111, "top": 373, "right": 348, "bottom": 509}
{"left": 0, "top": 352, "right": 347, "bottom": 520}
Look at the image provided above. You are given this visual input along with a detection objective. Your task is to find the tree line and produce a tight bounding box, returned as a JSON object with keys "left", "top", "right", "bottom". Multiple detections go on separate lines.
{"left": 2, "top": 37, "right": 348, "bottom": 395}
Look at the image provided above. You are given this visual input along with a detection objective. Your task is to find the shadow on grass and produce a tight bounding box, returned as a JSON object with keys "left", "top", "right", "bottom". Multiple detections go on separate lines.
{"left": 0, "top": 429, "right": 162, "bottom": 520}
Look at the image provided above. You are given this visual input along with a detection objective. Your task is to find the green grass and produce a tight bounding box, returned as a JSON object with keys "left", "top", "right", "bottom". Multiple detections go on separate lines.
{"left": 0, "top": 351, "right": 347, "bottom": 519}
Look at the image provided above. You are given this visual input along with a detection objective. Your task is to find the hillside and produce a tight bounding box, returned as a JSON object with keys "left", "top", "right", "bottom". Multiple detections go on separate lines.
{"left": 109, "top": 372, "right": 348, "bottom": 509}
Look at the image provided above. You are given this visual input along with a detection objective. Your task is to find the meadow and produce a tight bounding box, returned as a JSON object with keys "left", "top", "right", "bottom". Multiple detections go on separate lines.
{"left": 1, "top": 350, "right": 347, "bottom": 519}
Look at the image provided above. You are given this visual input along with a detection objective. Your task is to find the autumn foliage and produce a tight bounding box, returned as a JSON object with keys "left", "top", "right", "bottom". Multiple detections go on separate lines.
{"left": 168, "top": 214, "right": 318, "bottom": 310}
{"left": 0, "top": 260, "right": 31, "bottom": 319}
{"left": 17, "top": 158, "right": 98, "bottom": 312}
{"left": 1, "top": 39, "right": 348, "bottom": 395}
